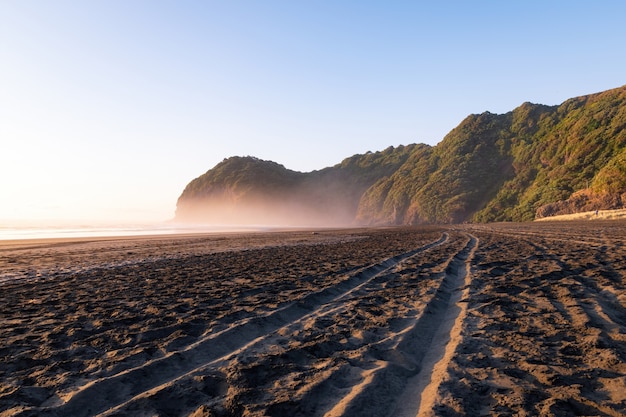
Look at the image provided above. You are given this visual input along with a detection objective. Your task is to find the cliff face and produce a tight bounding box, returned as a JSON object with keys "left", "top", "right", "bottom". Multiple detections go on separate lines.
{"left": 176, "top": 85, "right": 626, "bottom": 225}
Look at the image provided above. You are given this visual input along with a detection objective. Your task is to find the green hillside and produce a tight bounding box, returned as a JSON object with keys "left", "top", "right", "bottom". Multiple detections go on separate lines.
{"left": 176, "top": 146, "right": 416, "bottom": 225}
{"left": 176, "top": 85, "right": 626, "bottom": 225}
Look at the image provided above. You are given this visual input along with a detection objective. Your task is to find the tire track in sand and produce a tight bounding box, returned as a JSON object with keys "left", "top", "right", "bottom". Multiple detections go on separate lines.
{"left": 406, "top": 234, "right": 478, "bottom": 417}
{"left": 325, "top": 234, "right": 478, "bottom": 417}
{"left": 18, "top": 233, "right": 449, "bottom": 417}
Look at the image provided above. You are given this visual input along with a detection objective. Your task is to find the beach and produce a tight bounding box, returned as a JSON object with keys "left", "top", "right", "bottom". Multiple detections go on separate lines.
{"left": 1, "top": 223, "right": 625, "bottom": 416}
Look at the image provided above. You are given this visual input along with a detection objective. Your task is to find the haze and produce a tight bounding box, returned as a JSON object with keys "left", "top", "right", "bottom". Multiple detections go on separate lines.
{"left": 2, "top": 1, "right": 625, "bottom": 227}
{"left": 176, "top": 192, "right": 358, "bottom": 228}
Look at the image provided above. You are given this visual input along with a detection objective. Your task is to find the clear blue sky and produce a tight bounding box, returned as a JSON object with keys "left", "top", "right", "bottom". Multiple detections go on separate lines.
{"left": 1, "top": 1, "right": 625, "bottom": 224}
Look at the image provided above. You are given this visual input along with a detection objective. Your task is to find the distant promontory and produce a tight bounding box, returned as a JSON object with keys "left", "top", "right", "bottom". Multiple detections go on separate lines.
{"left": 176, "top": 85, "right": 626, "bottom": 225}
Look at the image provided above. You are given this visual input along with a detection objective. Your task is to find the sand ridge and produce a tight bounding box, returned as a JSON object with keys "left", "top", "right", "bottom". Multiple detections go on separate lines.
{"left": 1, "top": 223, "right": 625, "bottom": 416}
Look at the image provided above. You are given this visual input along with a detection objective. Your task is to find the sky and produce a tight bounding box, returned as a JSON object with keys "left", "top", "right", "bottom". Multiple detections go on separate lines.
{"left": 1, "top": 1, "right": 625, "bottom": 225}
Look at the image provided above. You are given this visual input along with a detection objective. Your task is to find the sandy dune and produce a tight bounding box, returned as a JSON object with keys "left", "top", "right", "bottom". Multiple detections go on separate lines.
{"left": 535, "top": 208, "right": 626, "bottom": 221}
{"left": 1, "top": 223, "right": 625, "bottom": 416}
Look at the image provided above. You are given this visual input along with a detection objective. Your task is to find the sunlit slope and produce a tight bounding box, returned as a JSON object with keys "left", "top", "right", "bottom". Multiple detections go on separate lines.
{"left": 177, "top": 85, "right": 626, "bottom": 225}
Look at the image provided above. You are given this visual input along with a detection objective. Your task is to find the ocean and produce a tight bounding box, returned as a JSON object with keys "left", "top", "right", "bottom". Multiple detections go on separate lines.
{"left": 0, "top": 223, "right": 264, "bottom": 241}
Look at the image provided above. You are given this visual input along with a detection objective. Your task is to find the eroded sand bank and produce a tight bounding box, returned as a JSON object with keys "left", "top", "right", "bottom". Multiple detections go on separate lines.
{"left": 1, "top": 223, "right": 625, "bottom": 416}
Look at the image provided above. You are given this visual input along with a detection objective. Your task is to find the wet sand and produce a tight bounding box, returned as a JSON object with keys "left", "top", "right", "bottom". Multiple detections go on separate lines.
{"left": 1, "top": 223, "right": 625, "bottom": 416}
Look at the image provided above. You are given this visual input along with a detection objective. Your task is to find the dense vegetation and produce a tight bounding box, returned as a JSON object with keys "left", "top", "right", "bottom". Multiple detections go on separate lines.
{"left": 177, "top": 85, "right": 626, "bottom": 225}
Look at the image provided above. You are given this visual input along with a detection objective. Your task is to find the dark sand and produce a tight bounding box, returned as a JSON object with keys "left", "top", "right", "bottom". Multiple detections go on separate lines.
{"left": 0, "top": 223, "right": 624, "bottom": 416}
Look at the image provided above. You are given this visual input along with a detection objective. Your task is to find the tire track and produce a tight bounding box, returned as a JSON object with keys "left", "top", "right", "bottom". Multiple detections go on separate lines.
{"left": 102, "top": 237, "right": 456, "bottom": 416}
{"left": 468, "top": 223, "right": 622, "bottom": 247}
{"left": 17, "top": 234, "right": 449, "bottom": 417}
{"left": 453, "top": 228, "right": 626, "bottom": 417}
{"left": 409, "top": 234, "right": 478, "bottom": 417}
{"left": 101, "top": 233, "right": 453, "bottom": 416}
{"left": 323, "top": 234, "right": 478, "bottom": 417}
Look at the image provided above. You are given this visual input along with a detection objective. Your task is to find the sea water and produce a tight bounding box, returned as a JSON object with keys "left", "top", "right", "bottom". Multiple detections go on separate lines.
{"left": 0, "top": 223, "right": 265, "bottom": 241}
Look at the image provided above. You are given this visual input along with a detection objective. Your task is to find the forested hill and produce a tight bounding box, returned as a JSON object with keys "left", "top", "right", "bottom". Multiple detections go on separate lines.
{"left": 176, "top": 85, "right": 626, "bottom": 225}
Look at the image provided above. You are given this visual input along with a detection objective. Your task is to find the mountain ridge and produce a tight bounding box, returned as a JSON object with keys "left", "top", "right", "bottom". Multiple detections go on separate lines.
{"left": 176, "top": 85, "right": 626, "bottom": 225}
